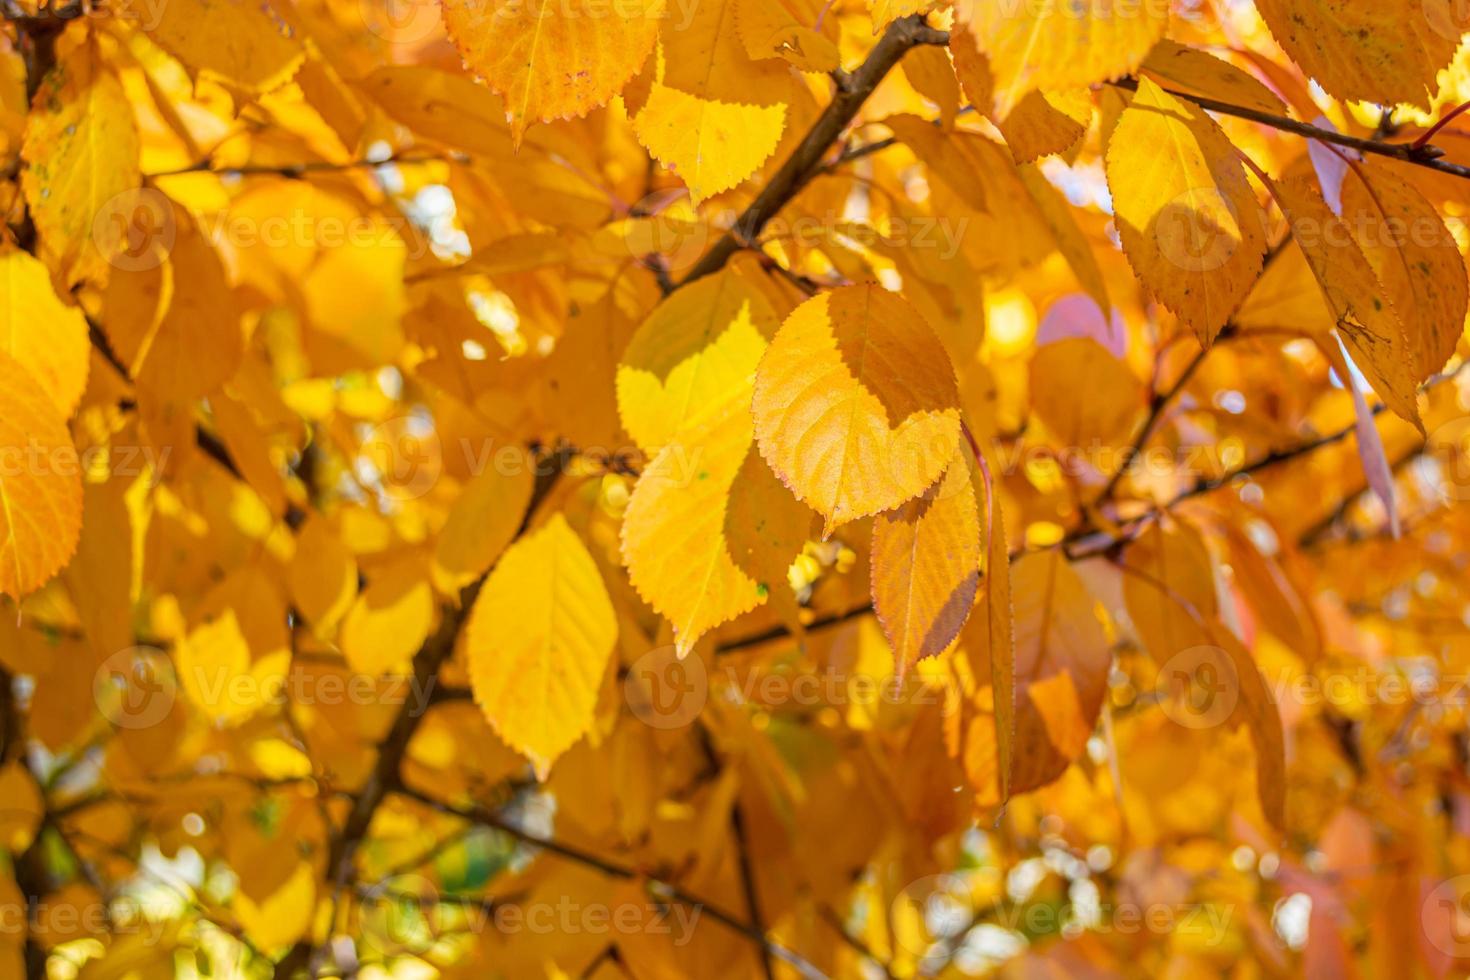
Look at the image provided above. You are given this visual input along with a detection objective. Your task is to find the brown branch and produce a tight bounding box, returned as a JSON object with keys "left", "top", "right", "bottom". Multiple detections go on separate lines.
{"left": 714, "top": 361, "right": 1470, "bottom": 653}
{"left": 143, "top": 151, "right": 467, "bottom": 180}
{"left": 677, "top": 15, "right": 949, "bottom": 286}
{"left": 732, "top": 802, "right": 775, "bottom": 980}
{"left": 1109, "top": 78, "right": 1470, "bottom": 181}
{"left": 392, "top": 786, "right": 831, "bottom": 980}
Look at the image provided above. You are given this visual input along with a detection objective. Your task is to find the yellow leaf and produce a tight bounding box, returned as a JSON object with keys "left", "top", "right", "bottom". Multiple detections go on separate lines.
{"left": 1339, "top": 159, "right": 1469, "bottom": 382}
{"left": 995, "top": 90, "right": 1090, "bottom": 163}
{"left": 734, "top": 0, "right": 840, "bottom": 72}
{"left": 0, "top": 353, "right": 83, "bottom": 599}
{"left": 1028, "top": 337, "right": 1142, "bottom": 452}
{"left": 619, "top": 263, "right": 804, "bottom": 654}
{"left": 21, "top": 44, "right": 140, "bottom": 286}
{"left": 950, "top": 27, "right": 1090, "bottom": 162}
{"left": 341, "top": 558, "right": 436, "bottom": 676}
{"left": 289, "top": 516, "right": 358, "bottom": 635}
{"left": 1140, "top": 40, "right": 1287, "bottom": 116}
{"left": 633, "top": 0, "right": 793, "bottom": 201}
{"left": 1121, "top": 521, "right": 1218, "bottom": 664}
{"left": 467, "top": 514, "right": 617, "bottom": 777}
{"left": 622, "top": 416, "right": 763, "bottom": 657}
{"left": 1006, "top": 548, "right": 1110, "bottom": 794}
{"left": 724, "top": 448, "right": 814, "bottom": 638}
{"left": 883, "top": 113, "right": 989, "bottom": 212}
{"left": 871, "top": 0, "right": 940, "bottom": 32}
{"left": 432, "top": 451, "right": 535, "bottom": 593}
{"left": 0, "top": 246, "right": 88, "bottom": 416}
{"left": 106, "top": 201, "right": 243, "bottom": 404}
{"left": 442, "top": 0, "right": 661, "bottom": 145}
{"left": 968, "top": 0, "right": 1167, "bottom": 116}
{"left": 902, "top": 45, "right": 961, "bottom": 131}
{"left": 233, "top": 860, "right": 317, "bottom": 951}
{"left": 978, "top": 448, "right": 1014, "bottom": 806}
{"left": 616, "top": 266, "right": 779, "bottom": 452}
{"left": 63, "top": 478, "right": 135, "bottom": 659}
{"left": 1266, "top": 174, "right": 1423, "bottom": 430}
{"left": 1254, "top": 0, "right": 1456, "bottom": 107}
{"left": 176, "top": 609, "right": 254, "bottom": 724}
{"left": 144, "top": 0, "right": 303, "bottom": 92}
{"left": 753, "top": 284, "right": 962, "bottom": 536}
{"left": 951, "top": 445, "right": 1016, "bottom": 808}
{"left": 872, "top": 444, "right": 981, "bottom": 673}
{"left": 1105, "top": 78, "right": 1268, "bottom": 347}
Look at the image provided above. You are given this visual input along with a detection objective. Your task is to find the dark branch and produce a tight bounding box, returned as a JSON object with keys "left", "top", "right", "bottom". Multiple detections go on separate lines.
{"left": 677, "top": 15, "right": 949, "bottom": 286}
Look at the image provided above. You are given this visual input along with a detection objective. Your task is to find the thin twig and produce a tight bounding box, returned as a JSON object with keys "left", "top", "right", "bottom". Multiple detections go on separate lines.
{"left": 392, "top": 787, "right": 831, "bottom": 980}
{"left": 677, "top": 15, "right": 950, "bottom": 286}
{"left": 1109, "top": 78, "right": 1470, "bottom": 181}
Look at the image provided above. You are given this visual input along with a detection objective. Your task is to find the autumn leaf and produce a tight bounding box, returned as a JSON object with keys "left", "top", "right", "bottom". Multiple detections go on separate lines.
{"left": 966, "top": 0, "right": 1168, "bottom": 116}
{"left": 1338, "top": 159, "right": 1469, "bottom": 382}
{"left": 1003, "top": 548, "right": 1110, "bottom": 795}
{"left": 468, "top": 514, "right": 617, "bottom": 777}
{"left": 871, "top": 444, "right": 981, "bottom": 674}
{"left": 442, "top": 0, "right": 661, "bottom": 146}
{"left": 0, "top": 353, "right": 82, "bottom": 599}
{"left": 753, "top": 283, "right": 963, "bottom": 536}
{"left": 632, "top": 0, "right": 793, "bottom": 202}
{"left": 1265, "top": 173, "right": 1424, "bottom": 429}
{"left": 21, "top": 42, "right": 139, "bottom": 286}
{"left": 144, "top": 0, "right": 303, "bottom": 92}
{"left": 0, "top": 246, "right": 89, "bottom": 416}
{"left": 1106, "top": 78, "right": 1268, "bottom": 347}
{"left": 1253, "top": 0, "right": 1457, "bottom": 107}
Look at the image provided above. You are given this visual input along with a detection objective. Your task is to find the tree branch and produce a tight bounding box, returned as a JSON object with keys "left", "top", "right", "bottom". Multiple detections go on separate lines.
{"left": 714, "top": 359, "right": 1470, "bottom": 653}
{"left": 1109, "top": 78, "right": 1470, "bottom": 181}
{"left": 677, "top": 15, "right": 949, "bottom": 286}
{"left": 392, "top": 786, "right": 831, "bottom": 980}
